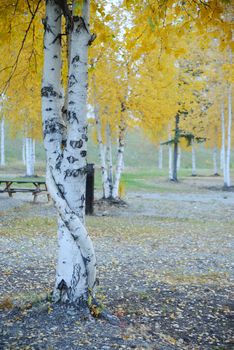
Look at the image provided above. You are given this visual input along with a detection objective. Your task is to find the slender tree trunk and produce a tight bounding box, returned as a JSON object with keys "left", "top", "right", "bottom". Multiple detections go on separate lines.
{"left": 191, "top": 139, "right": 197, "bottom": 176}
{"left": 22, "top": 138, "right": 26, "bottom": 165}
{"left": 42, "top": 0, "right": 96, "bottom": 305}
{"left": 112, "top": 119, "right": 125, "bottom": 199}
{"left": 168, "top": 144, "right": 173, "bottom": 180}
{"left": 177, "top": 146, "right": 181, "bottom": 170}
{"left": 0, "top": 117, "right": 5, "bottom": 166}
{"left": 33, "top": 139, "right": 36, "bottom": 163}
{"left": 213, "top": 146, "right": 218, "bottom": 176}
{"left": 30, "top": 138, "right": 35, "bottom": 176}
{"left": 221, "top": 101, "right": 228, "bottom": 187}
{"left": 158, "top": 143, "right": 163, "bottom": 169}
{"left": 220, "top": 148, "right": 224, "bottom": 170}
{"left": 172, "top": 115, "right": 179, "bottom": 181}
{"left": 106, "top": 123, "right": 113, "bottom": 196}
{"left": 25, "top": 137, "right": 34, "bottom": 176}
{"left": 226, "top": 85, "right": 232, "bottom": 187}
{"left": 94, "top": 107, "right": 110, "bottom": 198}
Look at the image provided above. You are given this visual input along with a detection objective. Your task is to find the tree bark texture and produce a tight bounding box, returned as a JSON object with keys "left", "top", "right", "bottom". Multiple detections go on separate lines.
{"left": 112, "top": 117, "right": 126, "bottom": 198}
{"left": 25, "top": 137, "right": 35, "bottom": 176}
{"left": 106, "top": 123, "right": 113, "bottom": 196}
{"left": 226, "top": 85, "right": 232, "bottom": 187}
{"left": 94, "top": 106, "right": 111, "bottom": 199}
{"left": 0, "top": 117, "right": 5, "bottom": 166}
{"left": 221, "top": 101, "right": 228, "bottom": 187}
{"left": 191, "top": 139, "right": 196, "bottom": 176}
{"left": 172, "top": 115, "right": 179, "bottom": 181}
{"left": 158, "top": 143, "right": 163, "bottom": 169}
{"left": 42, "top": 0, "right": 96, "bottom": 305}
{"left": 213, "top": 146, "right": 218, "bottom": 175}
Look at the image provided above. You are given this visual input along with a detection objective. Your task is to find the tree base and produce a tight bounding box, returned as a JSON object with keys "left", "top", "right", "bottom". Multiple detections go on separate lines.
{"left": 169, "top": 178, "right": 178, "bottom": 183}
{"left": 222, "top": 185, "right": 234, "bottom": 192}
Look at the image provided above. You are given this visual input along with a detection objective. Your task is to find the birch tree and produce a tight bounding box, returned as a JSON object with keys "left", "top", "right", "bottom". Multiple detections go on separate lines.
{"left": 41, "top": 0, "right": 100, "bottom": 308}
{"left": 0, "top": 117, "right": 5, "bottom": 167}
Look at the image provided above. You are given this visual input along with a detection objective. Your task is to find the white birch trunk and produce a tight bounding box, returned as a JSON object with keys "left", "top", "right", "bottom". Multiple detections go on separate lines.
{"left": 168, "top": 144, "right": 173, "bottom": 180}
{"left": 220, "top": 148, "right": 224, "bottom": 170}
{"left": 25, "top": 137, "right": 34, "bottom": 176}
{"left": 106, "top": 122, "right": 113, "bottom": 196}
{"left": 158, "top": 143, "right": 163, "bottom": 169}
{"left": 226, "top": 85, "right": 232, "bottom": 187}
{"left": 0, "top": 117, "right": 5, "bottom": 166}
{"left": 112, "top": 121, "right": 125, "bottom": 199}
{"left": 213, "top": 146, "right": 218, "bottom": 175}
{"left": 221, "top": 101, "right": 228, "bottom": 187}
{"left": 177, "top": 146, "right": 181, "bottom": 170}
{"left": 191, "top": 139, "right": 196, "bottom": 176}
{"left": 22, "top": 138, "right": 26, "bottom": 165}
{"left": 32, "top": 139, "right": 36, "bottom": 163}
{"left": 94, "top": 107, "right": 110, "bottom": 198}
{"left": 42, "top": 0, "right": 96, "bottom": 305}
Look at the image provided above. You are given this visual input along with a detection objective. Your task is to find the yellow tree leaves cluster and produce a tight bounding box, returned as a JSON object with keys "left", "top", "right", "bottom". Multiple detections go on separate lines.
{"left": 0, "top": 0, "right": 44, "bottom": 140}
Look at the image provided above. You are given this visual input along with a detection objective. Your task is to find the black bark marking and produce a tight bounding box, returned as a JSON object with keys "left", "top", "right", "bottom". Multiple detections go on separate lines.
{"left": 68, "top": 101, "right": 75, "bottom": 105}
{"left": 88, "top": 33, "right": 97, "bottom": 46}
{"left": 82, "top": 134, "right": 88, "bottom": 142}
{"left": 41, "top": 86, "right": 58, "bottom": 98}
{"left": 57, "top": 184, "right": 65, "bottom": 198}
{"left": 67, "top": 156, "right": 79, "bottom": 164}
{"left": 72, "top": 55, "right": 80, "bottom": 64}
{"left": 68, "top": 74, "right": 78, "bottom": 88}
{"left": 46, "top": 108, "right": 52, "bottom": 111}
{"left": 67, "top": 111, "right": 79, "bottom": 124}
{"left": 64, "top": 168, "right": 86, "bottom": 179}
{"left": 43, "top": 118, "right": 63, "bottom": 137}
{"left": 80, "top": 150, "right": 87, "bottom": 157}
{"left": 57, "top": 279, "right": 68, "bottom": 291}
{"left": 79, "top": 193, "right": 85, "bottom": 210}
{"left": 70, "top": 140, "right": 83, "bottom": 149}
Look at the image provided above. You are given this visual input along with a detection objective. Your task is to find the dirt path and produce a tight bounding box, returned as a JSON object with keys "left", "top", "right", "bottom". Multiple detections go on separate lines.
{"left": 0, "top": 176, "right": 233, "bottom": 350}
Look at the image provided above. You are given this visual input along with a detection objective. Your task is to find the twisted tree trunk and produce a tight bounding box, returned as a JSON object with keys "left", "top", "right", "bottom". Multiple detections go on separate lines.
{"left": 42, "top": 0, "right": 96, "bottom": 306}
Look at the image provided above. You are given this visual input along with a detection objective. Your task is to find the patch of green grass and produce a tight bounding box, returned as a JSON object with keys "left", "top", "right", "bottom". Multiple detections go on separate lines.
{"left": 0, "top": 216, "right": 56, "bottom": 238}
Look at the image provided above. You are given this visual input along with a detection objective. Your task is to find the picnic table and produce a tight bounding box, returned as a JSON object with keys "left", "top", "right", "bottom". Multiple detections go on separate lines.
{"left": 0, "top": 179, "right": 50, "bottom": 203}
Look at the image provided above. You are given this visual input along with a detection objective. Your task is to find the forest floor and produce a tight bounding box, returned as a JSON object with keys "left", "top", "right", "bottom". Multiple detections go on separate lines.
{"left": 0, "top": 175, "right": 233, "bottom": 350}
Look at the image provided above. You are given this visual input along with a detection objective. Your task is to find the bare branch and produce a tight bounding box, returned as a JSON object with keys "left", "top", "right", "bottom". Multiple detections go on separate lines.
{"left": 1, "top": 0, "right": 42, "bottom": 94}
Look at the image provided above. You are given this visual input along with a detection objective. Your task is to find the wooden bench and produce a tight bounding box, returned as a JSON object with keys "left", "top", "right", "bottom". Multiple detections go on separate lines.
{"left": 0, "top": 179, "right": 50, "bottom": 203}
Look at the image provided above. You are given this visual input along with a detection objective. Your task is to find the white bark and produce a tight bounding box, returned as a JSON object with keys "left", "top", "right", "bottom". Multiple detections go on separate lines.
{"left": 42, "top": 0, "right": 96, "bottom": 304}
{"left": 25, "top": 137, "right": 34, "bottom": 176}
{"left": 106, "top": 123, "right": 113, "bottom": 196}
{"left": 191, "top": 139, "right": 196, "bottom": 176}
{"left": 213, "top": 146, "right": 218, "bottom": 175}
{"left": 158, "top": 143, "right": 163, "bottom": 169}
{"left": 0, "top": 117, "right": 5, "bottom": 166}
{"left": 168, "top": 144, "right": 173, "bottom": 180}
{"left": 221, "top": 101, "right": 228, "bottom": 186}
{"left": 32, "top": 139, "right": 36, "bottom": 164}
{"left": 94, "top": 107, "right": 110, "bottom": 198}
{"left": 112, "top": 121, "right": 125, "bottom": 199}
{"left": 177, "top": 146, "right": 181, "bottom": 170}
{"left": 226, "top": 85, "right": 232, "bottom": 187}
{"left": 22, "top": 138, "right": 26, "bottom": 165}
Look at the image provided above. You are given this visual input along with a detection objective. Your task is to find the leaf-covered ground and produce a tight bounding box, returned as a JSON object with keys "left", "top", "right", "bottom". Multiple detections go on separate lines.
{"left": 0, "top": 176, "right": 233, "bottom": 350}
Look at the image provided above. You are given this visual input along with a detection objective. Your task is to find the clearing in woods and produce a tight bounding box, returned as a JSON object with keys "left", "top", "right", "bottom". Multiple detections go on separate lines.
{"left": 0, "top": 175, "right": 233, "bottom": 350}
